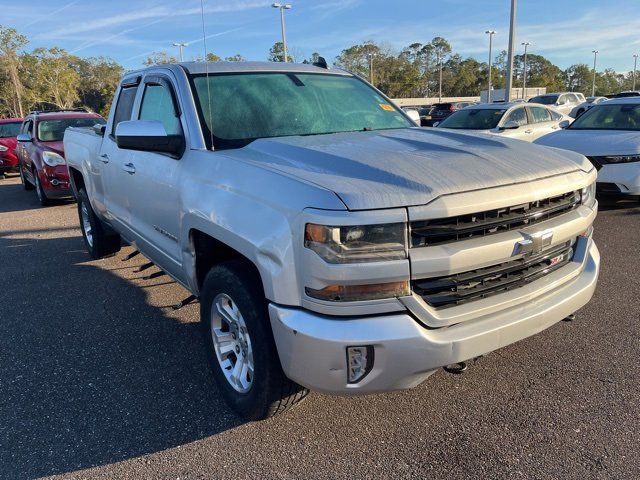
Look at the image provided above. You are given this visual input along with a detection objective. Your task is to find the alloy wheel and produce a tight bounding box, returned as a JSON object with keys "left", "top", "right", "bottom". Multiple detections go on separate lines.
{"left": 210, "top": 293, "right": 254, "bottom": 393}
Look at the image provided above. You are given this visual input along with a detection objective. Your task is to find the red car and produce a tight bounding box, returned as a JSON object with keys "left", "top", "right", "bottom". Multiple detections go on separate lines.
{"left": 17, "top": 110, "right": 105, "bottom": 205}
{"left": 0, "top": 117, "right": 23, "bottom": 177}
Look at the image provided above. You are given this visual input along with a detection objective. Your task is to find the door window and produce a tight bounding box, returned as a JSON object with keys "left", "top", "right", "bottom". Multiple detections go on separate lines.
{"left": 139, "top": 83, "right": 181, "bottom": 135}
{"left": 549, "top": 109, "right": 563, "bottom": 121}
{"left": 112, "top": 85, "right": 139, "bottom": 136}
{"left": 529, "top": 106, "right": 552, "bottom": 123}
{"left": 503, "top": 107, "right": 528, "bottom": 126}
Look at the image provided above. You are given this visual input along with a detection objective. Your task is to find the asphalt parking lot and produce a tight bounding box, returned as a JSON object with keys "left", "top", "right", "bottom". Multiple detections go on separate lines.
{"left": 0, "top": 173, "right": 638, "bottom": 480}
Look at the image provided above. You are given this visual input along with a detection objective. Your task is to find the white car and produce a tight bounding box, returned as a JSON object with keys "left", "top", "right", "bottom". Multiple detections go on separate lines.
{"left": 435, "top": 102, "right": 573, "bottom": 142}
{"left": 401, "top": 107, "right": 421, "bottom": 125}
{"left": 529, "top": 92, "right": 586, "bottom": 116}
{"left": 535, "top": 97, "right": 640, "bottom": 197}
{"left": 570, "top": 96, "right": 608, "bottom": 118}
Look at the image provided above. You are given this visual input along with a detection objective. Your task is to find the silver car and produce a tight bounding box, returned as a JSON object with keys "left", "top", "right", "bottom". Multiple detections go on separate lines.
{"left": 529, "top": 92, "right": 586, "bottom": 116}
{"left": 435, "top": 102, "right": 573, "bottom": 142}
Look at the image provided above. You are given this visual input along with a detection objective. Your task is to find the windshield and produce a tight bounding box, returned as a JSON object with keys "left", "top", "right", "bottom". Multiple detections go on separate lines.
{"left": 0, "top": 122, "right": 22, "bottom": 138}
{"left": 190, "top": 72, "right": 412, "bottom": 149}
{"left": 529, "top": 95, "right": 557, "bottom": 105}
{"left": 37, "top": 117, "right": 104, "bottom": 142}
{"left": 569, "top": 103, "right": 640, "bottom": 131}
{"left": 437, "top": 108, "right": 506, "bottom": 129}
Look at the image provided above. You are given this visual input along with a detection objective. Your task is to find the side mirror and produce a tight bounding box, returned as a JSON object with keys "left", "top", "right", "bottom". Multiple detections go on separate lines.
{"left": 93, "top": 123, "right": 106, "bottom": 136}
{"left": 115, "top": 120, "right": 184, "bottom": 157}
{"left": 501, "top": 120, "right": 520, "bottom": 130}
{"left": 559, "top": 120, "right": 570, "bottom": 129}
{"left": 16, "top": 133, "right": 31, "bottom": 143}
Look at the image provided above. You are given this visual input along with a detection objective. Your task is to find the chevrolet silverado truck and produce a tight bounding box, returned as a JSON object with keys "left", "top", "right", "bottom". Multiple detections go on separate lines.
{"left": 64, "top": 62, "right": 600, "bottom": 420}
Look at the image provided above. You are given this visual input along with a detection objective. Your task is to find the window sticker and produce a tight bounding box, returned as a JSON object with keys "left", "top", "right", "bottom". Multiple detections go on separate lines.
{"left": 379, "top": 104, "right": 395, "bottom": 111}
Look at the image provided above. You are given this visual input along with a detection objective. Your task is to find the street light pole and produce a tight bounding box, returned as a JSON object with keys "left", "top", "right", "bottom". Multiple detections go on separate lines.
{"left": 504, "top": 0, "right": 517, "bottom": 102}
{"left": 633, "top": 54, "right": 638, "bottom": 91}
{"left": 173, "top": 42, "right": 188, "bottom": 62}
{"left": 438, "top": 52, "right": 443, "bottom": 102}
{"left": 591, "top": 50, "right": 599, "bottom": 97}
{"left": 521, "top": 42, "right": 530, "bottom": 99}
{"left": 272, "top": 3, "right": 292, "bottom": 62}
{"left": 486, "top": 30, "right": 496, "bottom": 103}
{"left": 368, "top": 53, "right": 374, "bottom": 85}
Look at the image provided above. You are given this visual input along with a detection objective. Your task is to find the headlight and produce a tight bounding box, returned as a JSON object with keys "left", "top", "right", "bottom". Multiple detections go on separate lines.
{"left": 602, "top": 155, "right": 640, "bottom": 163}
{"left": 0, "top": 145, "right": 8, "bottom": 152}
{"left": 581, "top": 182, "right": 596, "bottom": 207}
{"left": 42, "top": 151, "right": 65, "bottom": 167}
{"left": 304, "top": 223, "right": 407, "bottom": 264}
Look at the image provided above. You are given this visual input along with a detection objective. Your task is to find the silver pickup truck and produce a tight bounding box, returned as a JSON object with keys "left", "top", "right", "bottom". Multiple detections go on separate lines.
{"left": 64, "top": 61, "right": 600, "bottom": 420}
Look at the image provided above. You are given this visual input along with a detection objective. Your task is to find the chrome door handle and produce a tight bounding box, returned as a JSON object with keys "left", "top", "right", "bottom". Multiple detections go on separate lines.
{"left": 122, "top": 162, "right": 136, "bottom": 174}
{"left": 99, "top": 153, "right": 109, "bottom": 163}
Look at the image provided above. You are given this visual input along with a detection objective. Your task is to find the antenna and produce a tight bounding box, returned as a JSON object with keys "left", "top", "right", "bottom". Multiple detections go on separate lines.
{"left": 200, "top": 0, "right": 214, "bottom": 149}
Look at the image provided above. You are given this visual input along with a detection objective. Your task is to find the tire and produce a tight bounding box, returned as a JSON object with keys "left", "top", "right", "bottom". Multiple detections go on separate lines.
{"left": 201, "top": 260, "right": 308, "bottom": 420}
{"left": 77, "top": 188, "right": 121, "bottom": 259}
{"left": 34, "top": 170, "right": 50, "bottom": 206}
{"left": 20, "top": 164, "right": 34, "bottom": 190}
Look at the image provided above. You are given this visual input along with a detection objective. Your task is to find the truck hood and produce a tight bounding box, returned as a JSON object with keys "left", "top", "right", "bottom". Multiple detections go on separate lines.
{"left": 230, "top": 128, "right": 591, "bottom": 210}
{"left": 535, "top": 129, "right": 640, "bottom": 157}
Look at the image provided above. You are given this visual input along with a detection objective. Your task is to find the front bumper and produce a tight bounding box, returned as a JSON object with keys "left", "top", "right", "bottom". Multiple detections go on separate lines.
{"left": 597, "top": 162, "right": 640, "bottom": 195}
{"left": 40, "top": 166, "right": 71, "bottom": 198}
{"left": 270, "top": 238, "right": 599, "bottom": 395}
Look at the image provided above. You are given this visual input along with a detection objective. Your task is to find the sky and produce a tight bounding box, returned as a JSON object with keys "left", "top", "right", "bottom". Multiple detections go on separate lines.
{"left": 2, "top": 0, "right": 640, "bottom": 73}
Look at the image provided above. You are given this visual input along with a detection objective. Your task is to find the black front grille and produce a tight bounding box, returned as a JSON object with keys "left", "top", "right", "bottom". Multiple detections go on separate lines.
{"left": 412, "top": 241, "right": 575, "bottom": 309}
{"left": 586, "top": 156, "right": 605, "bottom": 171}
{"left": 587, "top": 155, "right": 640, "bottom": 171}
{"left": 410, "top": 191, "right": 580, "bottom": 248}
{"left": 596, "top": 182, "right": 622, "bottom": 194}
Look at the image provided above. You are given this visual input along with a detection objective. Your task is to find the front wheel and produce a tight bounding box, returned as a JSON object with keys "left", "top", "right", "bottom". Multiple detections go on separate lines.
{"left": 201, "top": 260, "right": 308, "bottom": 420}
{"left": 34, "top": 171, "right": 50, "bottom": 206}
{"left": 77, "top": 188, "right": 121, "bottom": 259}
{"left": 20, "top": 163, "right": 34, "bottom": 190}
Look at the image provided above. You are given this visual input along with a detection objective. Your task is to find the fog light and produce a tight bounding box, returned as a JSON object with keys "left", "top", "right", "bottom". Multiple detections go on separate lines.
{"left": 347, "top": 345, "right": 374, "bottom": 384}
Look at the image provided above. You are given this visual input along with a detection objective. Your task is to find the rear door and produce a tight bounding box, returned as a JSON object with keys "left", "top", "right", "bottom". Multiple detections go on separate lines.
{"left": 125, "top": 73, "right": 185, "bottom": 280}
{"left": 526, "top": 105, "right": 557, "bottom": 141}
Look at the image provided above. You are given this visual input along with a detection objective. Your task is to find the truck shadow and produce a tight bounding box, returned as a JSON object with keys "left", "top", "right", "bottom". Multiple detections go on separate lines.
{"left": 0, "top": 234, "right": 243, "bottom": 479}
{"left": 0, "top": 177, "right": 74, "bottom": 214}
{"left": 597, "top": 194, "right": 640, "bottom": 214}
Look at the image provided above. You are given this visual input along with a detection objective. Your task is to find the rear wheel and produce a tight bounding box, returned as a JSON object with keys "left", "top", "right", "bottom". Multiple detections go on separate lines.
{"left": 201, "top": 260, "right": 308, "bottom": 420}
{"left": 77, "top": 188, "right": 121, "bottom": 259}
{"left": 34, "top": 171, "right": 50, "bottom": 206}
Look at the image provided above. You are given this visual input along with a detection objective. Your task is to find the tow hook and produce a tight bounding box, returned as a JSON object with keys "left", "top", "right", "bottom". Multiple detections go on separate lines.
{"left": 562, "top": 313, "right": 576, "bottom": 322}
{"left": 443, "top": 362, "right": 467, "bottom": 374}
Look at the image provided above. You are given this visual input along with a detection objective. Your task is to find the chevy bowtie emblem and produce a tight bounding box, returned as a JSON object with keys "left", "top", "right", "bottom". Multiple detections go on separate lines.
{"left": 514, "top": 229, "right": 553, "bottom": 256}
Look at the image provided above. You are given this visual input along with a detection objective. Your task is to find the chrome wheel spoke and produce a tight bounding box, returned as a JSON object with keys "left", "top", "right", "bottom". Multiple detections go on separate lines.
{"left": 210, "top": 293, "right": 254, "bottom": 394}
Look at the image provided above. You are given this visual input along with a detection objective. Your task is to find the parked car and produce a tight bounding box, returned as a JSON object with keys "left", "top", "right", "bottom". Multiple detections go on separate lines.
{"left": 401, "top": 107, "right": 421, "bottom": 125}
{"left": 64, "top": 61, "right": 599, "bottom": 420}
{"left": 535, "top": 97, "right": 640, "bottom": 197}
{"left": 612, "top": 91, "right": 640, "bottom": 98}
{"left": 570, "top": 96, "right": 608, "bottom": 118}
{"left": 528, "top": 92, "right": 586, "bottom": 116}
{"left": 435, "top": 102, "right": 572, "bottom": 142}
{"left": 0, "top": 117, "right": 23, "bottom": 177}
{"left": 417, "top": 106, "right": 435, "bottom": 126}
{"left": 426, "top": 101, "right": 475, "bottom": 126}
{"left": 16, "top": 110, "right": 105, "bottom": 205}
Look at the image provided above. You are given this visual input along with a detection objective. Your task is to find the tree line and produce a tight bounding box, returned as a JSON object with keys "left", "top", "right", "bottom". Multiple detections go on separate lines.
{"left": 1, "top": 24, "right": 637, "bottom": 119}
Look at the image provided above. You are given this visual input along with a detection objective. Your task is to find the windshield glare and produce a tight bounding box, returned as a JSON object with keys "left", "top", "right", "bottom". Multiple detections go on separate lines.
{"left": 569, "top": 103, "right": 640, "bottom": 130}
{"left": 0, "top": 122, "right": 22, "bottom": 138}
{"left": 37, "top": 118, "right": 104, "bottom": 142}
{"left": 437, "top": 109, "right": 506, "bottom": 129}
{"left": 530, "top": 95, "right": 557, "bottom": 105}
{"left": 191, "top": 72, "right": 412, "bottom": 149}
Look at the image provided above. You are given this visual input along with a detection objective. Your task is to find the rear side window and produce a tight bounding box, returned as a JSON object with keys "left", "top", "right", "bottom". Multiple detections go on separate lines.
{"left": 139, "top": 83, "right": 181, "bottom": 135}
{"left": 529, "top": 106, "right": 552, "bottom": 123}
{"left": 112, "top": 85, "right": 138, "bottom": 135}
{"left": 549, "top": 109, "right": 563, "bottom": 121}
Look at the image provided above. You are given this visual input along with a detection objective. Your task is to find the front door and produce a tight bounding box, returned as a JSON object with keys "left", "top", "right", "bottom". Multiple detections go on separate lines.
{"left": 125, "top": 75, "right": 185, "bottom": 282}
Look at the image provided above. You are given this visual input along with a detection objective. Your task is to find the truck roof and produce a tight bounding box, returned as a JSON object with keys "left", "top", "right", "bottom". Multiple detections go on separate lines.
{"left": 126, "top": 61, "right": 351, "bottom": 78}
